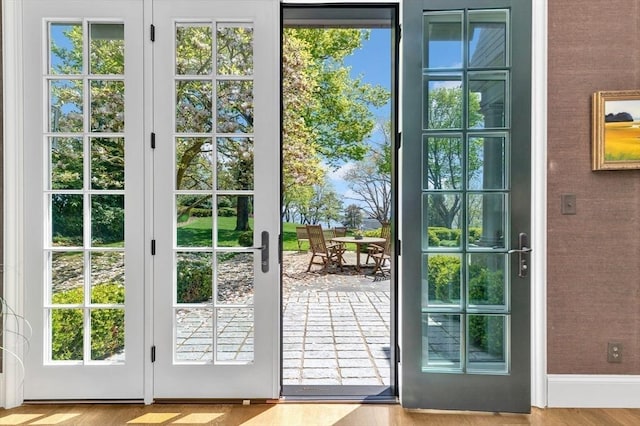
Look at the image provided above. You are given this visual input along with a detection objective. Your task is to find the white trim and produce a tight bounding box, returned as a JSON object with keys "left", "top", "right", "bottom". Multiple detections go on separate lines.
{"left": 548, "top": 375, "right": 640, "bottom": 408}
{"left": 142, "top": 0, "right": 154, "bottom": 405}
{"left": 530, "top": 0, "right": 548, "bottom": 409}
{"left": 2, "top": 0, "right": 26, "bottom": 410}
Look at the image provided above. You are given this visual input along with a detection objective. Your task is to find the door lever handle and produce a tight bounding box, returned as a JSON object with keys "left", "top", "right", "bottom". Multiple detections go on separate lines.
{"left": 507, "top": 246, "right": 532, "bottom": 254}
{"left": 251, "top": 231, "right": 269, "bottom": 273}
{"left": 509, "top": 233, "right": 532, "bottom": 278}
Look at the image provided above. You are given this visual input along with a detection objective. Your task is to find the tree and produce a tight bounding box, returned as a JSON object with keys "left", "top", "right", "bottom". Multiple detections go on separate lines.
{"left": 343, "top": 204, "right": 363, "bottom": 230}
{"left": 297, "top": 181, "right": 342, "bottom": 226}
{"left": 343, "top": 120, "right": 392, "bottom": 222}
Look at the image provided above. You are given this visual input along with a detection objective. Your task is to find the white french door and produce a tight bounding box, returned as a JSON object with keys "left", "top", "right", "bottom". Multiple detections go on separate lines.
{"left": 20, "top": 0, "right": 280, "bottom": 400}
{"left": 22, "top": 0, "right": 145, "bottom": 399}
{"left": 151, "top": 0, "right": 280, "bottom": 398}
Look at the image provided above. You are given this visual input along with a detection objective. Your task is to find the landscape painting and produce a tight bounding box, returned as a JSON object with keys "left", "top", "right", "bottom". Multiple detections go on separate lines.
{"left": 592, "top": 90, "right": 640, "bottom": 170}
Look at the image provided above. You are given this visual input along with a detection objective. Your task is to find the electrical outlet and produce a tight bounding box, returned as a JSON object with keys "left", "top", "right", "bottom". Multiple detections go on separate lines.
{"left": 607, "top": 342, "right": 623, "bottom": 363}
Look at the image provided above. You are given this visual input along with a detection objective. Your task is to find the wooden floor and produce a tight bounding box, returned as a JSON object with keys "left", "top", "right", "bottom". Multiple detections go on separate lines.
{"left": 1, "top": 403, "right": 640, "bottom": 425}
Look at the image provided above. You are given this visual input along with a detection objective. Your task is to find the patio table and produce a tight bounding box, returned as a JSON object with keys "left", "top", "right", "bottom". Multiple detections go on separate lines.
{"left": 330, "top": 236, "right": 386, "bottom": 272}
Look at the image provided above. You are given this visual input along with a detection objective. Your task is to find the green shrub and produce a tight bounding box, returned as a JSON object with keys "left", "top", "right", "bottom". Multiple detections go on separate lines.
{"left": 238, "top": 231, "right": 254, "bottom": 247}
{"left": 190, "top": 208, "right": 212, "bottom": 217}
{"left": 177, "top": 253, "right": 212, "bottom": 303}
{"left": 427, "top": 230, "right": 440, "bottom": 246}
{"left": 51, "top": 283, "right": 124, "bottom": 361}
{"left": 468, "top": 261, "right": 505, "bottom": 356}
{"left": 468, "top": 227, "right": 482, "bottom": 244}
{"left": 218, "top": 207, "right": 236, "bottom": 217}
{"left": 217, "top": 197, "right": 233, "bottom": 208}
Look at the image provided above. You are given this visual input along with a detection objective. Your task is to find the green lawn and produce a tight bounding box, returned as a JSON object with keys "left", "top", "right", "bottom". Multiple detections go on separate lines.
{"left": 177, "top": 217, "right": 338, "bottom": 251}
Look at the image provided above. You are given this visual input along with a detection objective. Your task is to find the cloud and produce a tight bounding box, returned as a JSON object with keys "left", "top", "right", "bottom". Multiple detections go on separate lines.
{"left": 326, "top": 162, "right": 355, "bottom": 181}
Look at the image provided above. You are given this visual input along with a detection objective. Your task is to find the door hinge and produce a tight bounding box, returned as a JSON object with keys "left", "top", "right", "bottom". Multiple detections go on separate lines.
{"left": 396, "top": 239, "right": 401, "bottom": 256}
{"left": 151, "top": 345, "right": 156, "bottom": 363}
{"left": 395, "top": 131, "right": 402, "bottom": 150}
{"left": 396, "top": 24, "right": 401, "bottom": 41}
{"left": 150, "top": 24, "right": 155, "bottom": 42}
{"left": 151, "top": 132, "right": 156, "bottom": 149}
{"left": 151, "top": 239, "right": 156, "bottom": 255}
{"left": 396, "top": 344, "right": 401, "bottom": 361}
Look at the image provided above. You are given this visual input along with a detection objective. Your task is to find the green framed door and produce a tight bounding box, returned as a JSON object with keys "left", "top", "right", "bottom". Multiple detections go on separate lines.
{"left": 400, "top": 0, "right": 532, "bottom": 412}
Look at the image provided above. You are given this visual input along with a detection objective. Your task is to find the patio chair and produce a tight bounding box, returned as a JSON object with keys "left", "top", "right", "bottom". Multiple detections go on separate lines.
{"left": 305, "top": 224, "right": 345, "bottom": 273}
{"left": 370, "top": 232, "right": 391, "bottom": 278}
{"left": 365, "top": 221, "right": 391, "bottom": 265}
{"left": 333, "top": 226, "right": 347, "bottom": 237}
{"left": 295, "top": 226, "right": 309, "bottom": 252}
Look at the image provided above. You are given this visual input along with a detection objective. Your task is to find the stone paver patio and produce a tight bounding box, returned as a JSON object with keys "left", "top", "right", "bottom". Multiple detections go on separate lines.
{"left": 173, "top": 250, "right": 393, "bottom": 387}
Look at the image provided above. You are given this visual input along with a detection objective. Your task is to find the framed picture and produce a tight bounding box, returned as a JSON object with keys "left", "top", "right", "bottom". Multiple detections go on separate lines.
{"left": 592, "top": 90, "right": 640, "bottom": 170}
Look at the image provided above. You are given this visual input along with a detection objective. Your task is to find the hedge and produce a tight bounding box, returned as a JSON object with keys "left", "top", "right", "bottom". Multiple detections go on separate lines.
{"left": 51, "top": 283, "right": 124, "bottom": 361}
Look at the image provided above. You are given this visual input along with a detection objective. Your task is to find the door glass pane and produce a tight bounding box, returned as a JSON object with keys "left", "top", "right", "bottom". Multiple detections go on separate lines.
{"left": 467, "top": 315, "right": 507, "bottom": 373}
{"left": 176, "top": 137, "right": 213, "bottom": 190}
{"left": 51, "top": 251, "right": 84, "bottom": 301}
{"left": 176, "top": 24, "right": 213, "bottom": 75}
{"left": 217, "top": 308, "right": 254, "bottom": 362}
{"left": 467, "top": 253, "right": 506, "bottom": 307}
{"left": 90, "top": 80, "right": 125, "bottom": 132}
{"left": 468, "top": 135, "right": 507, "bottom": 190}
{"left": 467, "top": 193, "right": 506, "bottom": 249}
{"left": 216, "top": 80, "right": 253, "bottom": 133}
{"left": 50, "top": 137, "right": 83, "bottom": 190}
{"left": 176, "top": 195, "right": 213, "bottom": 248}
{"left": 468, "top": 71, "right": 508, "bottom": 129}
{"left": 424, "top": 75, "right": 462, "bottom": 130}
{"left": 51, "top": 309, "right": 84, "bottom": 361}
{"left": 423, "top": 135, "right": 462, "bottom": 190}
{"left": 52, "top": 194, "right": 84, "bottom": 247}
{"left": 216, "top": 137, "right": 254, "bottom": 191}
{"left": 217, "top": 25, "right": 253, "bottom": 75}
{"left": 90, "top": 23, "right": 124, "bottom": 75}
{"left": 176, "top": 252, "right": 213, "bottom": 304}
{"left": 176, "top": 308, "right": 213, "bottom": 362}
{"left": 423, "top": 254, "right": 461, "bottom": 307}
{"left": 424, "top": 12, "right": 463, "bottom": 69}
{"left": 422, "top": 313, "right": 461, "bottom": 371}
{"left": 217, "top": 195, "right": 253, "bottom": 247}
{"left": 91, "top": 137, "right": 125, "bottom": 189}
{"left": 423, "top": 193, "right": 462, "bottom": 250}
{"left": 49, "top": 23, "right": 82, "bottom": 75}
{"left": 468, "top": 10, "right": 508, "bottom": 68}
{"left": 49, "top": 79, "right": 83, "bottom": 132}
{"left": 216, "top": 252, "right": 254, "bottom": 305}
{"left": 176, "top": 81, "right": 212, "bottom": 133}
{"left": 91, "top": 195, "right": 124, "bottom": 247}
{"left": 91, "top": 308, "right": 125, "bottom": 361}
{"left": 90, "top": 251, "right": 125, "bottom": 304}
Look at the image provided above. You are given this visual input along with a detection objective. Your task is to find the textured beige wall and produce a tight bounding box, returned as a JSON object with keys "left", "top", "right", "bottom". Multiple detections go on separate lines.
{"left": 547, "top": 0, "right": 640, "bottom": 373}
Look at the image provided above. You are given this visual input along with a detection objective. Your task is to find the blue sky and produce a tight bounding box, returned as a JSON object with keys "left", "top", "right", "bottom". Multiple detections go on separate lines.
{"left": 328, "top": 28, "right": 392, "bottom": 201}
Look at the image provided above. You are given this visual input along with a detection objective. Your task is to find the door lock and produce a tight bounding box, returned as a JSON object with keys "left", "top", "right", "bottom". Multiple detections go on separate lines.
{"left": 508, "top": 232, "right": 532, "bottom": 278}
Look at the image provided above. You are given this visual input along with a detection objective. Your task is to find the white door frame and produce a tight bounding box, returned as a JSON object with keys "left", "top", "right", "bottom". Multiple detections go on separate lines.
{"left": 2, "top": 0, "right": 547, "bottom": 408}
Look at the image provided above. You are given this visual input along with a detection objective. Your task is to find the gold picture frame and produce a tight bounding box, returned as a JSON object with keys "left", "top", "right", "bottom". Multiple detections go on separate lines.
{"left": 592, "top": 90, "right": 640, "bottom": 170}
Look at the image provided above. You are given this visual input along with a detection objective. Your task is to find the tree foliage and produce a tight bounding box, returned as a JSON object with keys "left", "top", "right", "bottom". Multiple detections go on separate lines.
{"left": 286, "top": 29, "right": 390, "bottom": 167}
{"left": 425, "top": 87, "right": 482, "bottom": 228}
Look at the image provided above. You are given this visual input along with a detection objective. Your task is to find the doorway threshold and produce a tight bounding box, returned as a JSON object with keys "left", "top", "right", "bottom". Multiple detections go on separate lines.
{"left": 281, "top": 385, "right": 396, "bottom": 403}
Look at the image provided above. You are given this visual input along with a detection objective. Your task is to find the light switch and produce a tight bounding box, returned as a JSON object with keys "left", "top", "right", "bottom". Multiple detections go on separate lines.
{"left": 561, "top": 194, "right": 576, "bottom": 215}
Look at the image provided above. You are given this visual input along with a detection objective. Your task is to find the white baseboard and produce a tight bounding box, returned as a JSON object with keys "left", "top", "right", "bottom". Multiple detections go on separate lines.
{"left": 547, "top": 375, "right": 640, "bottom": 408}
